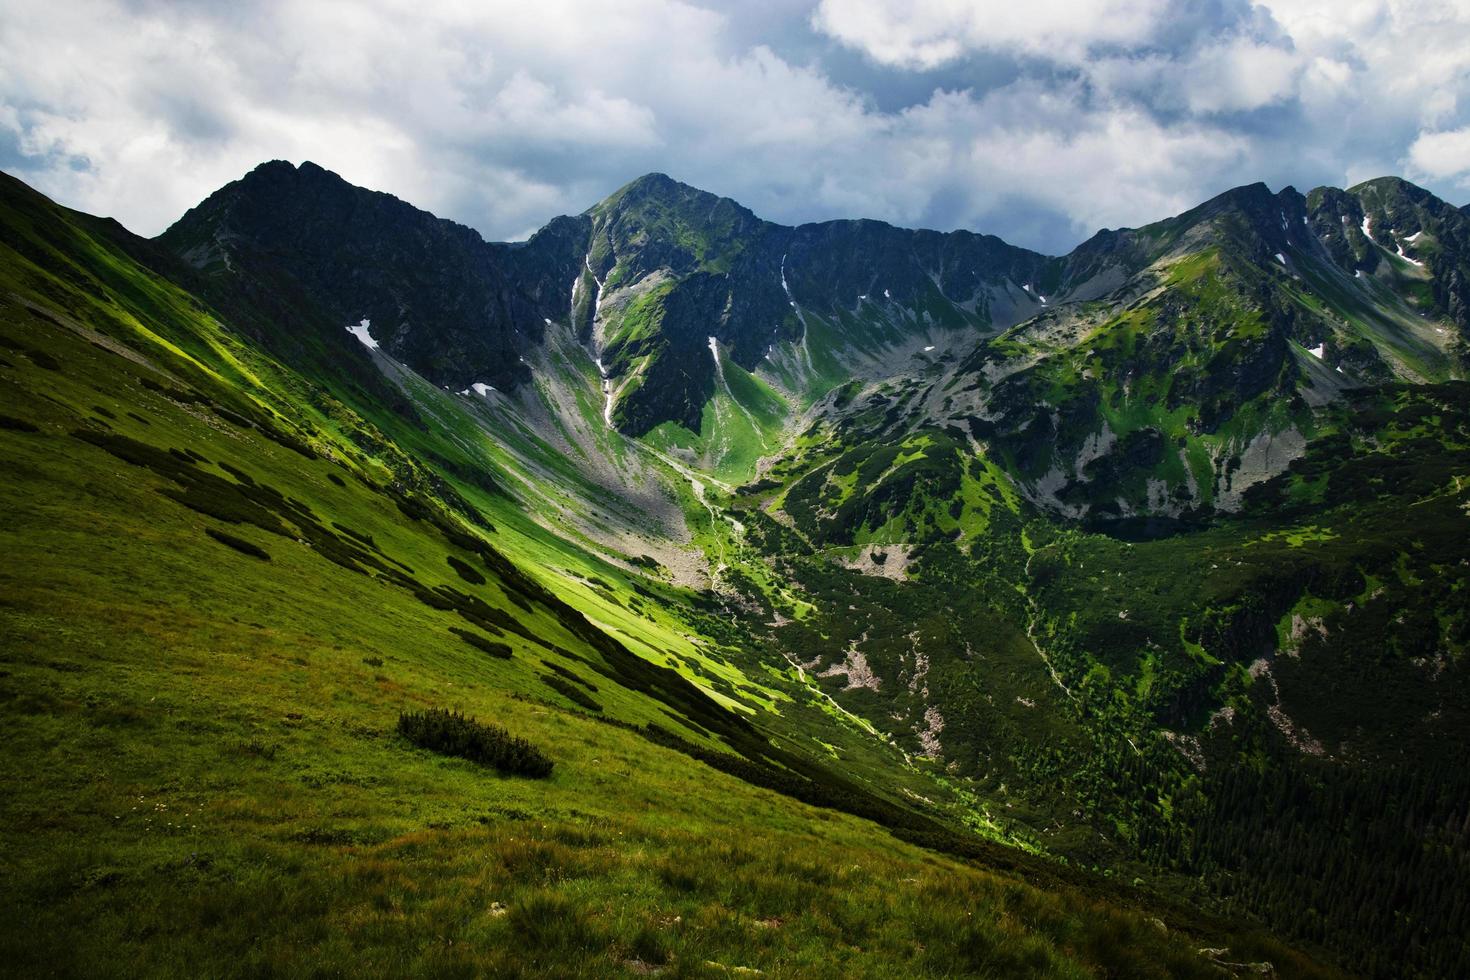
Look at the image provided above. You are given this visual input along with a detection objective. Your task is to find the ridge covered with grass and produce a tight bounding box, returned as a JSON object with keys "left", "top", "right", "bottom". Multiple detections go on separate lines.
{"left": 4, "top": 160, "right": 1468, "bottom": 977}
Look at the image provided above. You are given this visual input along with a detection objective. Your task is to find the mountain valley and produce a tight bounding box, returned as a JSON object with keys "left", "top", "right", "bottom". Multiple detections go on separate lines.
{"left": 2, "top": 160, "right": 1468, "bottom": 977}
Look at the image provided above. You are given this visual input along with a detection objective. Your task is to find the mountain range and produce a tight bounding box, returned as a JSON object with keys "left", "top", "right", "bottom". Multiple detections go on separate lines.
{"left": 2, "top": 159, "right": 1467, "bottom": 977}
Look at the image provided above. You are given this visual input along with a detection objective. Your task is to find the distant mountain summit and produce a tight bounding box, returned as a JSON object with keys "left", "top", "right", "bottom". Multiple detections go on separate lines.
{"left": 160, "top": 160, "right": 559, "bottom": 393}
{"left": 163, "top": 162, "right": 1060, "bottom": 433}
{"left": 163, "top": 161, "right": 1469, "bottom": 507}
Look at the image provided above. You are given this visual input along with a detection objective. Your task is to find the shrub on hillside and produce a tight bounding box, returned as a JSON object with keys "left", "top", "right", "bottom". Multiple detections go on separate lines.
{"left": 541, "top": 674, "right": 603, "bottom": 712}
{"left": 205, "top": 527, "right": 271, "bottom": 560}
{"left": 450, "top": 626, "right": 512, "bottom": 659}
{"left": 26, "top": 348, "right": 60, "bottom": 371}
{"left": 0, "top": 414, "right": 39, "bottom": 432}
{"left": 540, "top": 659, "right": 597, "bottom": 691}
{"left": 447, "top": 554, "right": 486, "bottom": 585}
{"left": 397, "top": 708, "right": 552, "bottom": 778}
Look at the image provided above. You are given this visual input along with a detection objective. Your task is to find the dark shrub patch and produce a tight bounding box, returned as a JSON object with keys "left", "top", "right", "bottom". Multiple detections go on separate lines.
{"left": 412, "top": 587, "right": 458, "bottom": 611}
{"left": 139, "top": 376, "right": 209, "bottom": 404}
{"left": 450, "top": 627, "right": 512, "bottom": 659}
{"left": 214, "top": 406, "right": 252, "bottom": 428}
{"left": 540, "top": 674, "right": 602, "bottom": 712}
{"left": 91, "top": 405, "right": 116, "bottom": 420}
{"left": 432, "top": 585, "right": 539, "bottom": 643}
{"left": 541, "top": 660, "right": 597, "bottom": 691}
{"left": 218, "top": 461, "right": 255, "bottom": 484}
{"left": 333, "top": 523, "right": 377, "bottom": 548}
{"left": 71, "top": 429, "right": 290, "bottom": 536}
{"left": 362, "top": 656, "right": 383, "bottom": 668}
{"left": 326, "top": 472, "right": 346, "bottom": 487}
{"left": 397, "top": 708, "right": 552, "bottom": 777}
{"left": 0, "top": 414, "right": 39, "bottom": 432}
{"left": 447, "top": 554, "right": 487, "bottom": 585}
{"left": 260, "top": 424, "right": 316, "bottom": 458}
{"left": 205, "top": 527, "right": 271, "bottom": 560}
{"left": 162, "top": 482, "right": 288, "bottom": 534}
{"left": 26, "top": 349, "right": 60, "bottom": 371}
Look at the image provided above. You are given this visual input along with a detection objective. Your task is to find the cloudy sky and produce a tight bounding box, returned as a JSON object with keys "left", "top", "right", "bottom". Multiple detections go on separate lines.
{"left": 2, "top": 0, "right": 1468, "bottom": 254}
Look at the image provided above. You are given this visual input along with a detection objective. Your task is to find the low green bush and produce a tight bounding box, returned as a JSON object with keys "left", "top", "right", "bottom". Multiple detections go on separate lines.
{"left": 332, "top": 522, "right": 377, "bottom": 549}
{"left": 540, "top": 659, "right": 597, "bottom": 691}
{"left": 204, "top": 527, "right": 271, "bottom": 560}
{"left": 214, "top": 406, "right": 252, "bottom": 427}
{"left": 0, "top": 414, "right": 39, "bottom": 432}
{"left": 26, "top": 348, "right": 60, "bottom": 371}
{"left": 450, "top": 626, "right": 512, "bottom": 659}
{"left": 139, "top": 375, "right": 207, "bottom": 403}
{"left": 397, "top": 708, "right": 552, "bottom": 777}
{"left": 447, "top": 554, "right": 486, "bottom": 585}
{"left": 540, "top": 674, "right": 602, "bottom": 712}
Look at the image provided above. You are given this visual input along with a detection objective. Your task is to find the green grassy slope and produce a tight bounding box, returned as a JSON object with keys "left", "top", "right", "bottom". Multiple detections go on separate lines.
{"left": 0, "top": 173, "right": 1340, "bottom": 977}
{"left": 710, "top": 349, "right": 1470, "bottom": 975}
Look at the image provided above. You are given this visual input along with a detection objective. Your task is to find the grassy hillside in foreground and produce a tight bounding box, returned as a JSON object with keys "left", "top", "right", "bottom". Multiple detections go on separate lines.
{"left": 0, "top": 175, "right": 1338, "bottom": 976}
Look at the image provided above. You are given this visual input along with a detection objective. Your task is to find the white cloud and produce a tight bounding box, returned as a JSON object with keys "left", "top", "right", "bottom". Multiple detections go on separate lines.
{"left": 810, "top": 0, "right": 1172, "bottom": 69}
{"left": 0, "top": 0, "right": 708, "bottom": 236}
{"left": 810, "top": 1, "right": 1312, "bottom": 117}
{"left": 1083, "top": 38, "right": 1303, "bottom": 117}
{"left": 1261, "top": 0, "right": 1470, "bottom": 123}
{"left": 1407, "top": 126, "right": 1470, "bottom": 183}
{"left": 1178, "top": 39, "right": 1302, "bottom": 114}
{"left": 0, "top": 0, "right": 1466, "bottom": 255}
{"left": 897, "top": 83, "right": 1254, "bottom": 235}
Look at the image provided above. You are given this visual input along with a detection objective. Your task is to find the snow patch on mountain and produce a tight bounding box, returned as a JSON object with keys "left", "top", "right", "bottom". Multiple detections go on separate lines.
{"left": 346, "top": 319, "right": 378, "bottom": 349}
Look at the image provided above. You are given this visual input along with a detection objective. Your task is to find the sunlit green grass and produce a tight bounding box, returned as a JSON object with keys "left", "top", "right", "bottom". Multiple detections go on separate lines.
{"left": 0, "top": 177, "right": 1342, "bottom": 978}
{"left": 0, "top": 331, "right": 1299, "bottom": 979}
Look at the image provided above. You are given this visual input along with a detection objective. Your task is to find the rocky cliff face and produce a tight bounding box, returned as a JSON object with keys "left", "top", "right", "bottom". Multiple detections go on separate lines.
{"left": 568, "top": 173, "right": 1056, "bottom": 432}
{"left": 946, "top": 177, "right": 1469, "bottom": 522}
{"left": 162, "top": 164, "right": 1054, "bottom": 434}
{"left": 161, "top": 162, "right": 1468, "bottom": 501}
{"left": 161, "top": 161, "right": 581, "bottom": 392}
{"left": 1310, "top": 177, "right": 1470, "bottom": 363}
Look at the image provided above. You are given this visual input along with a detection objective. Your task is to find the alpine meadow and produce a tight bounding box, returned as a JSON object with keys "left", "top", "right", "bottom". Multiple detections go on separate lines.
{"left": 3, "top": 3, "right": 1470, "bottom": 978}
